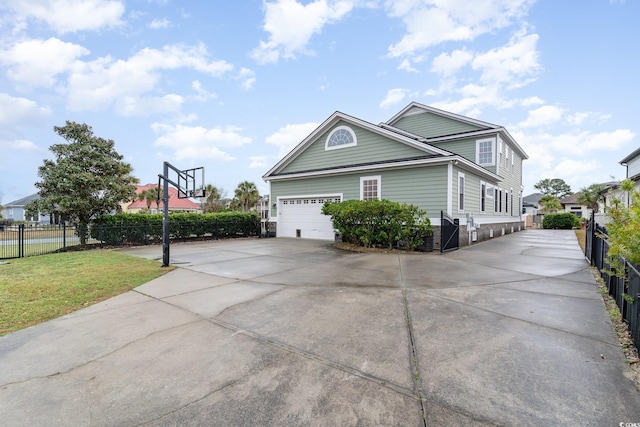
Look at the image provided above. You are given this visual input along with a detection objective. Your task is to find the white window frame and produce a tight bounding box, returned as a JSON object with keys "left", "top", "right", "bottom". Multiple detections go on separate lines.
{"left": 476, "top": 138, "right": 495, "bottom": 166}
{"left": 486, "top": 184, "right": 494, "bottom": 199}
{"left": 360, "top": 175, "right": 381, "bottom": 201}
{"left": 325, "top": 125, "right": 357, "bottom": 151}
{"left": 458, "top": 172, "right": 465, "bottom": 213}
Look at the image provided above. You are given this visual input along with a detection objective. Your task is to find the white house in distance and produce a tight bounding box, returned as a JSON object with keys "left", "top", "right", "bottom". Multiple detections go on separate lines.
{"left": 599, "top": 147, "right": 640, "bottom": 215}
{"left": 263, "top": 102, "right": 528, "bottom": 247}
{"left": 1, "top": 194, "right": 53, "bottom": 224}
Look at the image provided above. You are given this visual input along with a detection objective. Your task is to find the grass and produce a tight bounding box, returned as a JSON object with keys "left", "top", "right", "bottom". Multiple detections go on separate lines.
{"left": 574, "top": 228, "right": 586, "bottom": 253}
{"left": 0, "top": 250, "right": 174, "bottom": 336}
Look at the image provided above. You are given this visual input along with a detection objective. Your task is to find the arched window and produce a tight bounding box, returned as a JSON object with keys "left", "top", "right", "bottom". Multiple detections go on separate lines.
{"left": 325, "top": 126, "right": 357, "bottom": 150}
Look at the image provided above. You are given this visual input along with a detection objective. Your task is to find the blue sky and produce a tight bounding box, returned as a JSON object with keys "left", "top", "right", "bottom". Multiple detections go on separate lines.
{"left": 0, "top": 0, "right": 637, "bottom": 205}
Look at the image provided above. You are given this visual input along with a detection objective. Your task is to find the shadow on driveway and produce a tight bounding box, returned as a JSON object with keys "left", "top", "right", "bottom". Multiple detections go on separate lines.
{"left": 1, "top": 230, "right": 639, "bottom": 426}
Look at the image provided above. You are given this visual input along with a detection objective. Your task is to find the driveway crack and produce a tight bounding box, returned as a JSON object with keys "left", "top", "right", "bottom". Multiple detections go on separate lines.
{"left": 399, "top": 255, "right": 428, "bottom": 427}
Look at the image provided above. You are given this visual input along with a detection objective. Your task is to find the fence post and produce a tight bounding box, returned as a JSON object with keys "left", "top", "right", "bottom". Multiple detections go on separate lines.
{"left": 63, "top": 223, "right": 67, "bottom": 251}
{"left": 18, "top": 224, "right": 25, "bottom": 258}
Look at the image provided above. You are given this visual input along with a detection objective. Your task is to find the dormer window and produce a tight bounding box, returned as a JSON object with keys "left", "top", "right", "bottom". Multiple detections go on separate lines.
{"left": 325, "top": 126, "right": 357, "bottom": 150}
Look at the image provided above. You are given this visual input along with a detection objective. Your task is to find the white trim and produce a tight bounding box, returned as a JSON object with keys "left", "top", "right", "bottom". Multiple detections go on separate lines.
{"left": 325, "top": 125, "right": 357, "bottom": 151}
{"left": 457, "top": 171, "right": 465, "bottom": 213}
{"left": 267, "top": 155, "right": 501, "bottom": 183}
{"left": 447, "top": 163, "right": 453, "bottom": 216}
{"left": 360, "top": 175, "right": 381, "bottom": 200}
{"left": 476, "top": 137, "right": 495, "bottom": 166}
{"left": 386, "top": 102, "right": 501, "bottom": 130}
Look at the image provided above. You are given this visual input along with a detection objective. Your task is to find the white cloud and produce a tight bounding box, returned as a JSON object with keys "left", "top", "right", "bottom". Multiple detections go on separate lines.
{"left": 115, "top": 94, "right": 184, "bottom": 117}
{"left": 149, "top": 18, "right": 171, "bottom": 29}
{"left": 518, "top": 105, "right": 564, "bottom": 128}
{"left": 251, "top": 0, "right": 354, "bottom": 64}
{"left": 266, "top": 122, "right": 320, "bottom": 157}
{"left": 191, "top": 80, "right": 218, "bottom": 101}
{"left": 66, "top": 43, "right": 234, "bottom": 114}
{"left": 397, "top": 58, "right": 418, "bottom": 73}
{"left": 151, "top": 123, "right": 252, "bottom": 161}
{"left": 6, "top": 139, "right": 42, "bottom": 152}
{"left": 386, "top": 0, "right": 534, "bottom": 58}
{"left": 249, "top": 155, "right": 272, "bottom": 169}
{"left": 0, "top": 93, "right": 51, "bottom": 127}
{"left": 7, "top": 0, "right": 125, "bottom": 34}
{"left": 471, "top": 29, "right": 541, "bottom": 88}
{"left": 236, "top": 68, "right": 256, "bottom": 91}
{"left": 431, "top": 49, "right": 473, "bottom": 76}
{"left": 379, "top": 88, "right": 409, "bottom": 108}
{"left": 0, "top": 38, "right": 90, "bottom": 88}
{"left": 565, "top": 111, "right": 611, "bottom": 126}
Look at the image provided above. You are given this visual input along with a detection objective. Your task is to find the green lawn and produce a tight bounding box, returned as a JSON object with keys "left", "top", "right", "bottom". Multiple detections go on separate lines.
{"left": 0, "top": 250, "right": 173, "bottom": 335}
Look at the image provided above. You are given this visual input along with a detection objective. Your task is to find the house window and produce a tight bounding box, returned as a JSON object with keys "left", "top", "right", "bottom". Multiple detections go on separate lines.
{"left": 505, "top": 191, "right": 509, "bottom": 214}
{"left": 499, "top": 189, "right": 503, "bottom": 213}
{"left": 326, "top": 126, "right": 357, "bottom": 150}
{"left": 510, "top": 190, "right": 514, "bottom": 216}
{"left": 360, "top": 176, "right": 381, "bottom": 200}
{"left": 494, "top": 188, "right": 499, "bottom": 212}
{"left": 476, "top": 138, "right": 495, "bottom": 166}
{"left": 458, "top": 172, "right": 465, "bottom": 212}
{"left": 480, "top": 182, "right": 486, "bottom": 212}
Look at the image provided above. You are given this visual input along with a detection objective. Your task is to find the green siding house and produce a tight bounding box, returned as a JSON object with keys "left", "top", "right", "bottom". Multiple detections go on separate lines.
{"left": 263, "top": 102, "right": 528, "bottom": 246}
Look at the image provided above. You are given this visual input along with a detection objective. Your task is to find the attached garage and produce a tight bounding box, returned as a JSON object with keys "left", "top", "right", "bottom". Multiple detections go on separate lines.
{"left": 278, "top": 196, "right": 341, "bottom": 240}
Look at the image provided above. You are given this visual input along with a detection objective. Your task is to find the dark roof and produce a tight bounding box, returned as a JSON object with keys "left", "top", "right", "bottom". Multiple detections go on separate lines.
{"left": 5, "top": 193, "right": 40, "bottom": 207}
{"left": 620, "top": 147, "right": 640, "bottom": 165}
{"left": 560, "top": 193, "right": 579, "bottom": 204}
{"left": 523, "top": 193, "right": 544, "bottom": 204}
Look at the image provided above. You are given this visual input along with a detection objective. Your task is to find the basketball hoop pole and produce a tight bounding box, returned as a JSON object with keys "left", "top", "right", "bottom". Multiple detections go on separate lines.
{"left": 162, "top": 162, "right": 170, "bottom": 267}
{"left": 157, "top": 161, "right": 204, "bottom": 267}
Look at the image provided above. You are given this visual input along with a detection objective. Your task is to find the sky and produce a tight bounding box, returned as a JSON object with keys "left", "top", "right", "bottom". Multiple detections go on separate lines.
{"left": 0, "top": 0, "right": 638, "bottom": 205}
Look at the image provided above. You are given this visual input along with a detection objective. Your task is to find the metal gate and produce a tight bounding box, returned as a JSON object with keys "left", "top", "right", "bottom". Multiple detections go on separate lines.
{"left": 440, "top": 211, "right": 459, "bottom": 253}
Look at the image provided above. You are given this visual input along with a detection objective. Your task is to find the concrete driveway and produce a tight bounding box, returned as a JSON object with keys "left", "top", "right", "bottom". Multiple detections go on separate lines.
{"left": 1, "top": 230, "right": 639, "bottom": 426}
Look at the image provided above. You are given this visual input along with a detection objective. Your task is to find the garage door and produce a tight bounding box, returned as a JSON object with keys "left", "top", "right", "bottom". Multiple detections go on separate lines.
{"left": 279, "top": 196, "right": 341, "bottom": 240}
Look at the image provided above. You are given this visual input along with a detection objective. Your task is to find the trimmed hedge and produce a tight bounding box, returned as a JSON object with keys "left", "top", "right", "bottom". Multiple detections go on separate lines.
{"left": 542, "top": 212, "right": 580, "bottom": 229}
{"left": 91, "top": 212, "right": 260, "bottom": 245}
{"left": 321, "top": 199, "right": 432, "bottom": 250}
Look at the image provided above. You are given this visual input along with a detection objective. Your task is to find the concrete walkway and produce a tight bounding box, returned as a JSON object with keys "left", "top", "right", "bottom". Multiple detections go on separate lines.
{"left": 1, "top": 229, "right": 639, "bottom": 426}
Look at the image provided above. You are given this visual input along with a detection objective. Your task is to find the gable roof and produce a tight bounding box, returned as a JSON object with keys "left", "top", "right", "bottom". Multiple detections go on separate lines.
{"left": 127, "top": 184, "right": 201, "bottom": 210}
{"left": 385, "top": 102, "right": 529, "bottom": 160}
{"left": 5, "top": 193, "right": 40, "bottom": 207}
{"left": 523, "top": 193, "right": 544, "bottom": 205}
{"left": 263, "top": 103, "right": 524, "bottom": 184}
{"left": 385, "top": 102, "right": 500, "bottom": 130}
{"left": 263, "top": 110, "right": 452, "bottom": 179}
{"left": 560, "top": 193, "right": 580, "bottom": 205}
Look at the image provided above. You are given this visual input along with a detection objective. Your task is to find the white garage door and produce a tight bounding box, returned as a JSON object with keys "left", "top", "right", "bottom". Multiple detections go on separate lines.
{"left": 279, "top": 196, "right": 340, "bottom": 240}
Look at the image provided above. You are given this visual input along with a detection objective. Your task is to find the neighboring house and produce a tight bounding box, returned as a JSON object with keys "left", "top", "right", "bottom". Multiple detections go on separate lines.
{"left": 124, "top": 184, "right": 201, "bottom": 214}
{"left": 559, "top": 193, "right": 590, "bottom": 219}
{"left": 522, "top": 193, "right": 544, "bottom": 215}
{"left": 263, "top": 102, "right": 528, "bottom": 244}
{"left": 599, "top": 148, "right": 640, "bottom": 214}
{"left": 1, "top": 193, "right": 53, "bottom": 224}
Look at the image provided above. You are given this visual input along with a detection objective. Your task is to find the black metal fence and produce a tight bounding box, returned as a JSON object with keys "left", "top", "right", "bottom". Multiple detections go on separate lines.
{"left": 0, "top": 218, "right": 262, "bottom": 260}
{"left": 585, "top": 213, "right": 640, "bottom": 352}
{"left": 0, "top": 224, "right": 89, "bottom": 259}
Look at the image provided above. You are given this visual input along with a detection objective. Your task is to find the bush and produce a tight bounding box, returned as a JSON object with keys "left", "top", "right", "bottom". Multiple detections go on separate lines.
{"left": 321, "top": 199, "right": 432, "bottom": 250}
{"left": 91, "top": 211, "right": 260, "bottom": 245}
{"left": 542, "top": 212, "right": 580, "bottom": 229}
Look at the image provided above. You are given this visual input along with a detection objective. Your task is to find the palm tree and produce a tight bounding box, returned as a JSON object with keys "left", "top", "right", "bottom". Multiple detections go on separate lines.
{"left": 576, "top": 184, "right": 606, "bottom": 213}
{"left": 234, "top": 181, "right": 259, "bottom": 212}
{"left": 137, "top": 187, "right": 161, "bottom": 212}
{"left": 200, "top": 184, "right": 226, "bottom": 213}
{"left": 539, "top": 195, "right": 562, "bottom": 213}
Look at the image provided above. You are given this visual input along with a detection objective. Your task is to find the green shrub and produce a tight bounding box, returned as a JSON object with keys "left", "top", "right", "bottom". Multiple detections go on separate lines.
{"left": 542, "top": 212, "right": 580, "bottom": 229}
{"left": 91, "top": 211, "right": 259, "bottom": 245}
{"left": 321, "top": 199, "right": 431, "bottom": 250}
